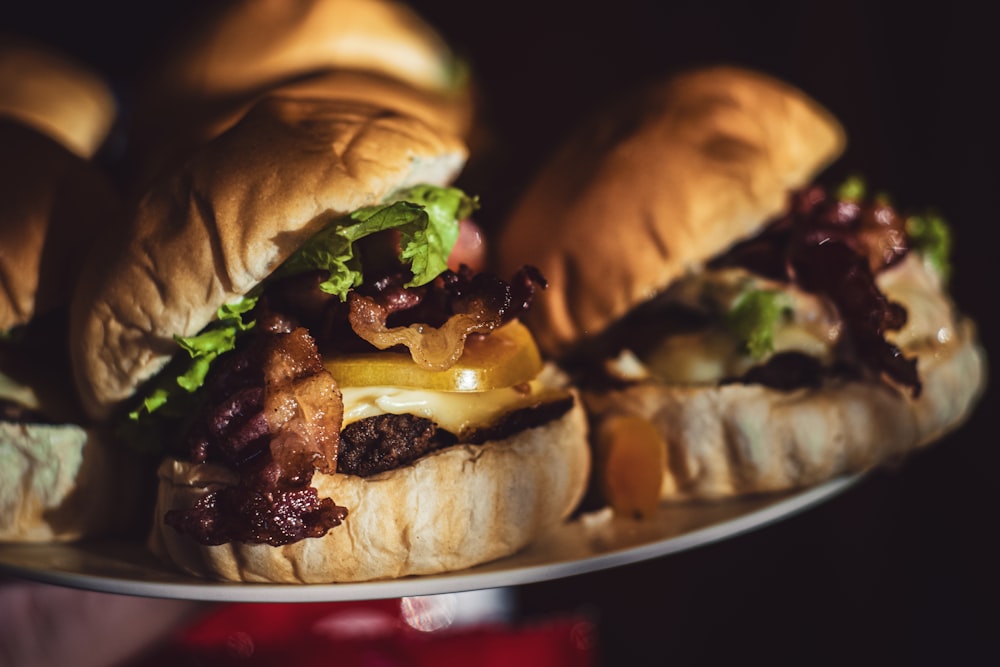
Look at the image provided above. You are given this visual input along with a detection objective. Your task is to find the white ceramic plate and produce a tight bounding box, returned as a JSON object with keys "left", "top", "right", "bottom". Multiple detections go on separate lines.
{"left": 0, "top": 475, "right": 859, "bottom": 602}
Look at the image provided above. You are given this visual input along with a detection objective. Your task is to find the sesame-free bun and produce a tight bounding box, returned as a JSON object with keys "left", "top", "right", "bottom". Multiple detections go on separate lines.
{"left": 146, "top": 0, "right": 463, "bottom": 100}
{"left": 71, "top": 94, "right": 468, "bottom": 421}
{"left": 128, "top": 0, "right": 472, "bottom": 189}
{"left": 132, "top": 70, "right": 473, "bottom": 190}
{"left": 0, "top": 36, "right": 116, "bottom": 159}
{"left": 0, "top": 120, "right": 121, "bottom": 334}
{"left": 149, "top": 371, "right": 590, "bottom": 583}
{"left": 498, "top": 65, "right": 845, "bottom": 358}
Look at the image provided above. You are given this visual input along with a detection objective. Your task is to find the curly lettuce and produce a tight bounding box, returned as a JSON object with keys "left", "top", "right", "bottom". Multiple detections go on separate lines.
{"left": 278, "top": 185, "right": 477, "bottom": 299}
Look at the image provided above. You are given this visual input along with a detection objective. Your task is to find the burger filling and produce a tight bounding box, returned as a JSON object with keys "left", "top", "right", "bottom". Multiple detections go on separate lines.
{"left": 126, "top": 185, "right": 561, "bottom": 546}
{"left": 595, "top": 178, "right": 956, "bottom": 396}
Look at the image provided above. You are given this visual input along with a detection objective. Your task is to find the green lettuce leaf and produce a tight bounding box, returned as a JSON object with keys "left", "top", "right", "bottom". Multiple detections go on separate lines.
{"left": 279, "top": 184, "right": 477, "bottom": 299}
{"left": 906, "top": 211, "right": 953, "bottom": 285}
{"left": 128, "top": 295, "right": 257, "bottom": 421}
{"left": 725, "top": 289, "right": 792, "bottom": 359}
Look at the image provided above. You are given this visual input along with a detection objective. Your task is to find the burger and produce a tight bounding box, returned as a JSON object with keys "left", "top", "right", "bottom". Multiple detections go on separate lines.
{"left": 69, "top": 91, "right": 589, "bottom": 583}
{"left": 0, "top": 35, "right": 116, "bottom": 160}
{"left": 497, "top": 65, "right": 986, "bottom": 517}
{"left": 0, "top": 37, "right": 137, "bottom": 542}
{"left": 124, "top": 0, "right": 475, "bottom": 192}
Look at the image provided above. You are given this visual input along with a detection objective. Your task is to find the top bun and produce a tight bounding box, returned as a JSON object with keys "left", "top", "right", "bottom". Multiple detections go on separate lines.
{"left": 127, "top": 0, "right": 471, "bottom": 189}
{"left": 497, "top": 65, "right": 845, "bottom": 357}
{"left": 0, "top": 120, "right": 122, "bottom": 334}
{"left": 71, "top": 94, "right": 468, "bottom": 421}
{"left": 0, "top": 36, "right": 116, "bottom": 159}
{"left": 146, "top": 0, "right": 463, "bottom": 99}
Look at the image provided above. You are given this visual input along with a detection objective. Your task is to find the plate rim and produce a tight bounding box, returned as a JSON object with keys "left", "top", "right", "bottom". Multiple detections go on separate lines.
{"left": 0, "top": 474, "right": 861, "bottom": 602}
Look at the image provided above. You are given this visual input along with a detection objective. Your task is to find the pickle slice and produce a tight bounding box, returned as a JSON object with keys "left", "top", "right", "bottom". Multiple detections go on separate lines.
{"left": 324, "top": 320, "right": 543, "bottom": 391}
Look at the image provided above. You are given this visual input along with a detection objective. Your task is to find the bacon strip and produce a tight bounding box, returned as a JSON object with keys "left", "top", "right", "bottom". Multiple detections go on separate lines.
{"left": 348, "top": 292, "right": 500, "bottom": 370}
{"left": 167, "top": 325, "right": 347, "bottom": 546}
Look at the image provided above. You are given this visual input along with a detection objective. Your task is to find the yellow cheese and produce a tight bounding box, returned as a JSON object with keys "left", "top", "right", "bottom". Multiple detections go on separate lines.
{"left": 328, "top": 320, "right": 558, "bottom": 433}
{"left": 340, "top": 379, "right": 558, "bottom": 434}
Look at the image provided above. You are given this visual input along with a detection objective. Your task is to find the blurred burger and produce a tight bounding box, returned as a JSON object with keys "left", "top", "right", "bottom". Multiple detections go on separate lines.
{"left": 0, "top": 35, "right": 116, "bottom": 160}
{"left": 70, "top": 89, "right": 589, "bottom": 583}
{"left": 0, "top": 36, "right": 137, "bottom": 541}
{"left": 124, "top": 0, "right": 475, "bottom": 191}
{"left": 497, "top": 65, "right": 986, "bottom": 517}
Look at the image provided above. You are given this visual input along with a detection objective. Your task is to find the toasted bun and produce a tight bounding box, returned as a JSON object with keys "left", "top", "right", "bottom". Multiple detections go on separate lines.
{"left": 0, "top": 120, "right": 122, "bottom": 333}
{"left": 71, "top": 95, "right": 468, "bottom": 421}
{"left": 583, "top": 319, "right": 986, "bottom": 499}
{"left": 0, "top": 36, "right": 116, "bottom": 159}
{"left": 497, "top": 65, "right": 845, "bottom": 357}
{"left": 128, "top": 0, "right": 471, "bottom": 188}
{"left": 145, "top": 0, "right": 463, "bottom": 100}
{"left": 149, "top": 376, "right": 590, "bottom": 583}
{"left": 133, "top": 70, "right": 474, "bottom": 189}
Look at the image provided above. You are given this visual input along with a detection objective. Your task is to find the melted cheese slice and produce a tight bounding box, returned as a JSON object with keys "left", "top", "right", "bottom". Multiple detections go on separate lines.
{"left": 329, "top": 321, "right": 563, "bottom": 433}
{"left": 340, "top": 379, "right": 560, "bottom": 434}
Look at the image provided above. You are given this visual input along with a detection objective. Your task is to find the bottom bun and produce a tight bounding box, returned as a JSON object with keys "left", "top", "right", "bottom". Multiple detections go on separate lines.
{"left": 584, "top": 317, "right": 987, "bottom": 501}
{"left": 0, "top": 422, "right": 144, "bottom": 542}
{"left": 149, "top": 388, "right": 590, "bottom": 583}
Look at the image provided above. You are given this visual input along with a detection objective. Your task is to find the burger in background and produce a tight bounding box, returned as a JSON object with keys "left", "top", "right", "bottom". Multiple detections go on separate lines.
{"left": 498, "top": 65, "right": 986, "bottom": 517}
{"left": 0, "top": 36, "right": 140, "bottom": 542}
{"left": 121, "top": 0, "right": 477, "bottom": 193}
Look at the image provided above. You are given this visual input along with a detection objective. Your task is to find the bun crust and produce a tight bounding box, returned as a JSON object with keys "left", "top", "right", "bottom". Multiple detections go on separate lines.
{"left": 584, "top": 320, "right": 986, "bottom": 500}
{"left": 498, "top": 66, "right": 845, "bottom": 357}
{"left": 149, "top": 388, "right": 590, "bottom": 583}
{"left": 146, "top": 0, "right": 462, "bottom": 101}
{"left": 0, "top": 37, "right": 116, "bottom": 159}
{"left": 0, "top": 121, "right": 122, "bottom": 333}
{"left": 135, "top": 70, "right": 474, "bottom": 189}
{"left": 71, "top": 96, "right": 467, "bottom": 420}
{"left": 128, "top": 0, "right": 471, "bottom": 188}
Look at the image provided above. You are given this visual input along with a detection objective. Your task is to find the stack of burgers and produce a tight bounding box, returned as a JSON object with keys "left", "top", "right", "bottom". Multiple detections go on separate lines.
{"left": 2, "top": 0, "right": 986, "bottom": 586}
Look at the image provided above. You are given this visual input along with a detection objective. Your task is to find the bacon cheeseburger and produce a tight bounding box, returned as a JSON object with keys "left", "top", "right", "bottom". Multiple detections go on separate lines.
{"left": 498, "top": 66, "right": 986, "bottom": 517}
{"left": 70, "top": 94, "right": 589, "bottom": 583}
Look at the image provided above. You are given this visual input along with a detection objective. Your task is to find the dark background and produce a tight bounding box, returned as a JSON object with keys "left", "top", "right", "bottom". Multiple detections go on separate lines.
{"left": 6, "top": 1, "right": 996, "bottom": 664}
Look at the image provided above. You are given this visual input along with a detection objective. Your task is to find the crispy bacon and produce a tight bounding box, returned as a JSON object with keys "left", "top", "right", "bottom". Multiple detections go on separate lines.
{"left": 260, "top": 327, "right": 342, "bottom": 475}
{"left": 167, "top": 324, "right": 347, "bottom": 546}
{"left": 711, "top": 186, "right": 921, "bottom": 395}
{"left": 346, "top": 264, "right": 545, "bottom": 369}
{"left": 348, "top": 293, "right": 501, "bottom": 370}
